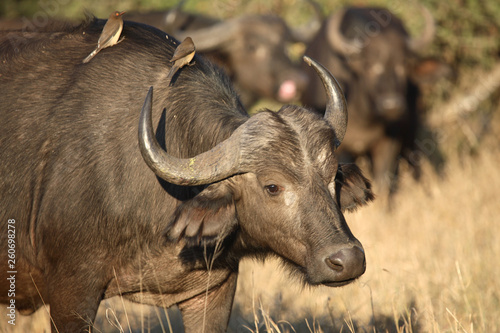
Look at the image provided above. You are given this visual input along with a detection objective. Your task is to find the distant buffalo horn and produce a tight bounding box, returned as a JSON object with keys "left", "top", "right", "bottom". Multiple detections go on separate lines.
{"left": 174, "top": 18, "right": 239, "bottom": 51}
{"left": 406, "top": 5, "right": 436, "bottom": 53}
{"left": 326, "top": 9, "right": 362, "bottom": 56}
{"left": 303, "top": 56, "right": 347, "bottom": 147}
{"left": 164, "top": 0, "right": 187, "bottom": 27}
{"left": 138, "top": 87, "right": 244, "bottom": 186}
{"left": 289, "top": 0, "right": 323, "bottom": 43}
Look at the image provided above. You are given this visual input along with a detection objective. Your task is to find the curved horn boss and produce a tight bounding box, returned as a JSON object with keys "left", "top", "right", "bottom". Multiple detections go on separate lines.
{"left": 138, "top": 87, "right": 245, "bottom": 186}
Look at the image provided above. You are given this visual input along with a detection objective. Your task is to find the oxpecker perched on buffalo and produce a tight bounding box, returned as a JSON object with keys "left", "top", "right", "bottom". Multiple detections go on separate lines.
{"left": 82, "top": 11, "right": 125, "bottom": 63}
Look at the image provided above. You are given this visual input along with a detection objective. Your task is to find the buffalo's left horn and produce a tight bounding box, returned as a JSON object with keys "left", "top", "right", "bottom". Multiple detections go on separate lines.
{"left": 303, "top": 56, "right": 347, "bottom": 148}
{"left": 138, "top": 86, "right": 244, "bottom": 186}
{"left": 406, "top": 5, "right": 436, "bottom": 52}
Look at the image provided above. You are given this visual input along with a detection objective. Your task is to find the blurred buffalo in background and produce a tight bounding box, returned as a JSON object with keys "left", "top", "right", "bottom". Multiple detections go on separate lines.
{"left": 301, "top": 5, "right": 450, "bottom": 196}
{"left": 127, "top": 1, "right": 321, "bottom": 107}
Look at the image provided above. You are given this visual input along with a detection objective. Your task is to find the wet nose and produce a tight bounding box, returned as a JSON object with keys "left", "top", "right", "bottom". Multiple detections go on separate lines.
{"left": 277, "top": 71, "right": 309, "bottom": 102}
{"left": 278, "top": 80, "right": 298, "bottom": 102}
{"left": 325, "top": 246, "right": 366, "bottom": 281}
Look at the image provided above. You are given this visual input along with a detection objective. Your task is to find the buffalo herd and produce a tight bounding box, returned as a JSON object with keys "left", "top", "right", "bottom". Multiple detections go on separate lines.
{"left": 0, "top": 2, "right": 447, "bottom": 332}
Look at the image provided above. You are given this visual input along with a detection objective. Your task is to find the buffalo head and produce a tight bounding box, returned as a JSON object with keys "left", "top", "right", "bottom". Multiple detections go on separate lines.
{"left": 324, "top": 6, "right": 437, "bottom": 121}
{"left": 139, "top": 57, "right": 373, "bottom": 286}
{"left": 301, "top": 5, "right": 450, "bottom": 195}
{"left": 170, "top": 14, "right": 310, "bottom": 107}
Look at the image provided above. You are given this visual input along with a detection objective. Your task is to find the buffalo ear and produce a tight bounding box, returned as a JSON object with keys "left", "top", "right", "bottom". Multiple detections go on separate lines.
{"left": 335, "top": 163, "right": 375, "bottom": 213}
{"left": 410, "top": 58, "right": 452, "bottom": 85}
{"left": 166, "top": 181, "right": 238, "bottom": 245}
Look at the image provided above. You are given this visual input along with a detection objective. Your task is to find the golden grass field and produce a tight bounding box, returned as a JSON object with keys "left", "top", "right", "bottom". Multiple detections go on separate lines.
{"left": 2, "top": 109, "right": 499, "bottom": 333}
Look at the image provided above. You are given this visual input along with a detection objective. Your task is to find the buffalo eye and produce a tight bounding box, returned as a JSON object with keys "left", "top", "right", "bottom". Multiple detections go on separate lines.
{"left": 265, "top": 184, "right": 282, "bottom": 196}
{"left": 246, "top": 42, "right": 257, "bottom": 53}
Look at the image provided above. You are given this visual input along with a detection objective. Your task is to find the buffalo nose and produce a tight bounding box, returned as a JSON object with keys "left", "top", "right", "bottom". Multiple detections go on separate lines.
{"left": 376, "top": 94, "right": 405, "bottom": 120}
{"left": 277, "top": 80, "right": 298, "bottom": 102}
{"left": 380, "top": 95, "right": 404, "bottom": 111}
{"left": 325, "top": 246, "right": 366, "bottom": 280}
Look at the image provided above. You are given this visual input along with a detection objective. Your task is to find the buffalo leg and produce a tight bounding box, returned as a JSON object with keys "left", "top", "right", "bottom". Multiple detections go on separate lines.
{"left": 178, "top": 272, "right": 238, "bottom": 333}
{"left": 371, "top": 137, "right": 402, "bottom": 196}
{"left": 46, "top": 273, "right": 105, "bottom": 333}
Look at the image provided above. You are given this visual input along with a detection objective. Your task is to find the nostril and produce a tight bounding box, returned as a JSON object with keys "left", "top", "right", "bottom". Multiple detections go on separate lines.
{"left": 325, "top": 246, "right": 366, "bottom": 278}
{"left": 325, "top": 254, "right": 344, "bottom": 272}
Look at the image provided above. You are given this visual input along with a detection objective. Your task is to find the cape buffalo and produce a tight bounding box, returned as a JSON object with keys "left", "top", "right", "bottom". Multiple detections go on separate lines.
{"left": 0, "top": 17, "right": 373, "bottom": 333}
{"left": 126, "top": 6, "right": 314, "bottom": 108}
{"left": 302, "top": 6, "right": 448, "bottom": 195}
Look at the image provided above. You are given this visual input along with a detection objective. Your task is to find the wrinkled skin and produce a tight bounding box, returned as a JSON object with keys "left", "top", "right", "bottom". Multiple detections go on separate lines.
{"left": 302, "top": 7, "right": 449, "bottom": 195}
{"left": 0, "top": 18, "right": 372, "bottom": 332}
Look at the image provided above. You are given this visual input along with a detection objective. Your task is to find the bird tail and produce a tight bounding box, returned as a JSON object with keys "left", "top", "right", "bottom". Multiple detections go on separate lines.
{"left": 82, "top": 49, "right": 98, "bottom": 64}
{"left": 166, "top": 65, "right": 179, "bottom": 84}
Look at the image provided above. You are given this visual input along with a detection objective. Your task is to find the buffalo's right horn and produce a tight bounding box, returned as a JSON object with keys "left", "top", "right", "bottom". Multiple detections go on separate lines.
{"left": 138, "top": 87, "right": 245, "bottom": 186}
{"left": 326, "top": 9, "right": 362, "bottom": 56}
{"left": 303, "top": 56, "right": 347, "bottom": 148}
{"left": 174, "top": 18, "right": 239, "bottom": 51}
